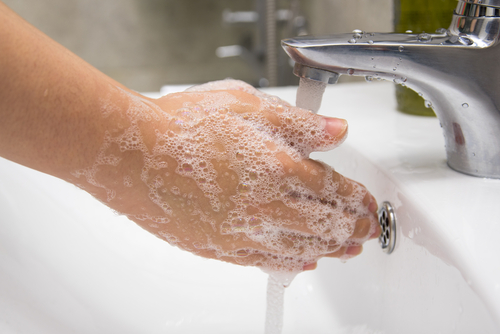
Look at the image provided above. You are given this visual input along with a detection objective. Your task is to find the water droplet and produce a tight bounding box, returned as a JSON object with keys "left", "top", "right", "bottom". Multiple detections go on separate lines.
{"left": 232, "top": 218, "right": 246, "bottom": 231}
{"left": 462, "top": 103, "right": 469, "bottom": 108}
{"left": 458, "top": 36, "right": 474, "bottom": 45}
{"left": 268, "top": 96, "right": 280, "bottom": 104}
{"left": 220, "top": 223, "right": 231, "bottom": 234}
{"left": 353, "top": 33, "right": 363, "bottom": 39}
{"left": 393, "top": 67, "right": 397, "bottom": 71}
{"left": 169, "top": 118, "right": 184, "bottom": 134}
{"left": 472, "top": 152, "right": 476, "bottom": 156}
{"left": 436, "top": 28, "right": 447, "bottom": 34}
{"left": 236, "top": 152, "right": 244, "bottom": 161}
{"left": 279, "top": 184, "right": 292, "bottom": 194}
{"left": 405, "top": 30, "right": 413, "bottom": 33}
{"left": 347, "top": 68, "right": 355, "bottom": 75}
{"left": 399, "top": 45, "right": 404, "bottom": 52}
{"left": 348, "top": 38, "right": 357, "bottom": 44}
{"left": 417, "top": 33, "right": 432, "bottom": 42}
{"left": 181, "top": 163, "right": 193, "bottom": 172}
{"left": 365, "top": 76, "right": 375, "bottom": 82}
{"left": 249, "top": 217, "right": 261, "bottom": 227}
{"left": 424, "top": 100, "right": 433, "bottom": 108}
{"left": 352, "top": 29, "right": 362, "bottom": 34}
{"left": 371, "top": 57, "right": 375, "bottom": 60}
{"left": 236, "top": 249, "right": 249, "bottom": 257}
{"left": 238, "top": 183, "right": 251, "bottom": 194}
{"left": 249, "top": 217, "right": 263, "bottom": 232}
{"left": 393, "top": 77, "right": 407, "bottom": 85}
{"left": 368, "top": 40, "right": 374, "bottom": 44}
{"left": 192, "top": 104, "right": 203, "bottom": 113}
{"left": 367, "top": 32, "right": 375, "bottom": 37}
{"left": 373, "top": 65, "right": 377, "bottom": 68}
{"left": 418, "top": 92, "right": 423, "bottom": 97}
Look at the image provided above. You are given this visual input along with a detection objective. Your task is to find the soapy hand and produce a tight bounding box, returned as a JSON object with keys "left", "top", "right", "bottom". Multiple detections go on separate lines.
{"left": 0, "top": 2, "right": 378, "bottom": 273}
{"left": 71, "top": 80, "right": 379, "bottom": 272}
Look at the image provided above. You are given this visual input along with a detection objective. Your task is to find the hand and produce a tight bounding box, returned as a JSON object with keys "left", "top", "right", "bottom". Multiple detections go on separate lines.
{"left": 70, "top": 80, "right": 380, "bottom": 272}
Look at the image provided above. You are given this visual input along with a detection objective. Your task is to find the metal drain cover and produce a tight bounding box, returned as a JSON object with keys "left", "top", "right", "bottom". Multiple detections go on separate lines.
{"left": 378, "top": 201, "right": 396, "bottom": 254}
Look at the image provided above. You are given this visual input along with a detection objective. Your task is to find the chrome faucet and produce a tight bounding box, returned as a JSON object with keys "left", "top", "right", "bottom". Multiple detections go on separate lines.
{"left": 282, "top": 0, "right": 500, "bottom": 179}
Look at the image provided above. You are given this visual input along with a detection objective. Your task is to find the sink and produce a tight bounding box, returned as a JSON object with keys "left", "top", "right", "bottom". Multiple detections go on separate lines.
{"left": 0, "top": 82, "right": 499, "bottom": 333}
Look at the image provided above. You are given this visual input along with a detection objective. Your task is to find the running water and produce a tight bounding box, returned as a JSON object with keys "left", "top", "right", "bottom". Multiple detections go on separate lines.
{"left": 263, "top": 78, "right": 331, "bottom": 334}
{"left": 296, "top": 77, "right": 328, "bottom": 113}
{"left": 264, "top": 271, "right": 299, "bottom": 334}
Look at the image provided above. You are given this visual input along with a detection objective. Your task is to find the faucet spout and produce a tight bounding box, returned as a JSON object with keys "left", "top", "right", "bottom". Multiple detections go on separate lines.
{"left": 282, "top": 0, "right": 500, "bottom": 179}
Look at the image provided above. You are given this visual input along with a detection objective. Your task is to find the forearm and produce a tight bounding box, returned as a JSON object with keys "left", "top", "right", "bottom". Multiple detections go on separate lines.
{"left": 0, "top": 2, "right": 132, "bottom": 180}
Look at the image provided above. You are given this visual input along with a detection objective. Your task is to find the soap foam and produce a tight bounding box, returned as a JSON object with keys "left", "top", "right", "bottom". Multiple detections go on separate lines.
{"left": 72, "top": 79, "right": 378, "bottom": 273}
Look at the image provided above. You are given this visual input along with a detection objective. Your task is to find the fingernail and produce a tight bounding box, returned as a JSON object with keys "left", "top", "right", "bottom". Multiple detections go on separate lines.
{"left": 324, "top": 118, "right": 347, "bottom": 137}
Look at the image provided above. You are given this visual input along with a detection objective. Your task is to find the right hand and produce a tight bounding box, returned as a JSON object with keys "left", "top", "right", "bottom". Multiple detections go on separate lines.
{"left": 71, "top": 80, "right": 380, "bottom": 272}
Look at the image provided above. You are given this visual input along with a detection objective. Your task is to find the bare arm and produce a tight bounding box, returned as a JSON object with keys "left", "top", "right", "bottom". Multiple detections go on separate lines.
{"left": 0, "top": 1, "right": 132, "bottom": 179}
{"left": 0, "top": 2, "right": 379, "bottom": 272}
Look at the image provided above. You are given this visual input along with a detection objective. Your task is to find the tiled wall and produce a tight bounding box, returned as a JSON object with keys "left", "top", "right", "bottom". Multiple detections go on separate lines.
{"left": 5, "top": 0, "right": 392, "bottom": 91}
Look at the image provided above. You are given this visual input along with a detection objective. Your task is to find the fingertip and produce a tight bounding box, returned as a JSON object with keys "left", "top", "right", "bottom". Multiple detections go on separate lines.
{"left": 346, "top": 245, "right": 363, "bottom": 256}
{"left": 303, "top": 262, "right": 318, "bottom": 271}
{"left": 324, "top": 117, "right": 347, "bottom": 138}
{"left": 370, "top": 225, "right": 382, "bottom": 239}
{"left": 369, "top": 200, "right": 378, "bottom": 213}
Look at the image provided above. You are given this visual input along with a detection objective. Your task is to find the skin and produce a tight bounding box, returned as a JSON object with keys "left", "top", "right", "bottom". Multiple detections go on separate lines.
{"left": 0, "top": 2, "right": 380, "bottom": 272}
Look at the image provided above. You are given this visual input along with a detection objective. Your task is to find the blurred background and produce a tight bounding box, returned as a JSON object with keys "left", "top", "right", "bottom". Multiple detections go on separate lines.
{"left": 5, "top": 0, "right": 392, "bottom": 92}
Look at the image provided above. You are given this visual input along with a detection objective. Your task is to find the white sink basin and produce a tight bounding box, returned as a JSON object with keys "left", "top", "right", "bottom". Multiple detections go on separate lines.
{"left": 0, "top": 82, "right": 499, "bottom": 333}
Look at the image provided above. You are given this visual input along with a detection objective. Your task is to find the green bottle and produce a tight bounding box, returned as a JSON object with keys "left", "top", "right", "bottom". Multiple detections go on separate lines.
{"left": 394, "top": 0, "right": 457, "bottom": 116}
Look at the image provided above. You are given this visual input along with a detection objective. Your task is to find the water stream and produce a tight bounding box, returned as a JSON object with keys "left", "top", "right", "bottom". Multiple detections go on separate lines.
{"left": 296, "top": 77, "right": 328, "bottom": 113}
{"left": 263, "top": 77, "right": 329, "bottom": 334}
{"left": 264, "top": 271, "right": 299, "bottom": 334}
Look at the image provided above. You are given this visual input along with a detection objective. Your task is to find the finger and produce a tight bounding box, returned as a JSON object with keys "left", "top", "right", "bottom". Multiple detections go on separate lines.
{"left": 185, "top": 79, "right": 260, "bottom": 95}
{"left": 345, "top": 245, "right": 363, "bottom": 257}
{"left": 350, "top": 218, "right": 373, "bottom": 239}
{"left": 303, "top": 262, "right": 317, "bottom": 271}
{"left": 323, "top": 245, "right": 363, "bottom": 258}
{"left": 323, "top": 246, "right": 347, "bottom": 258}
{"left": 263, "top": 105, "right": 348, "bottom": 157}
{"left": 216, "top": 90, "right": 348, "bottom": 157}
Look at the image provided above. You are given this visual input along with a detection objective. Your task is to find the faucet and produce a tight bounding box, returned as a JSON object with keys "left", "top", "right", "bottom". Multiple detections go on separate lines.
{"left": 282, "top": 0, "right": 500, "bottom": 179}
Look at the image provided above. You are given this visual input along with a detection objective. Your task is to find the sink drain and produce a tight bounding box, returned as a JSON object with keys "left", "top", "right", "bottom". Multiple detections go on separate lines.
{"left": 378, "top": 201, "right": 396, "bottom": 254}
